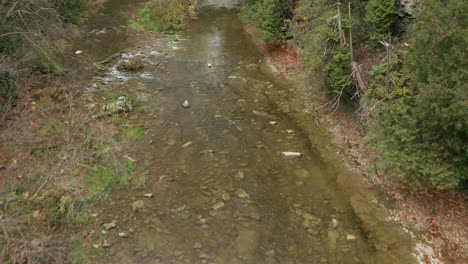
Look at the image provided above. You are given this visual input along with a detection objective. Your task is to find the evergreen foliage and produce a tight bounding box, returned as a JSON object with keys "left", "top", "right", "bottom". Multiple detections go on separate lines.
{"left": 240, "top": 0, "right": 289, "bottom": 43}
{"left": 365, "top": 0, "right": 397, "bottom": 40}
{"left": 369, "top": 0, "right": 468, "bottom": 189}
{"left": 325, "top": 46, "right": 352, "bottom": 96}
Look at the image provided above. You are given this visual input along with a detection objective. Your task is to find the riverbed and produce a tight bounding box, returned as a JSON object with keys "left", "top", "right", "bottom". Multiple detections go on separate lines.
{"left": 81, "top": 1, "right": 417, "bottom": 263}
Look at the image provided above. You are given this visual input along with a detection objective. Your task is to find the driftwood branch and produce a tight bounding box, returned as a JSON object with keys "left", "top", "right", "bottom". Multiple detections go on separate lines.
{"left": 97, "top": 48, "right": 129, "bottom": 64}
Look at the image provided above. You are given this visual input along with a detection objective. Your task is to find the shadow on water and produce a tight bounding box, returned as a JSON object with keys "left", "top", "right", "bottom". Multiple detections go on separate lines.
{"left": 87, "top": 0, "right": 417, "bottom": 263}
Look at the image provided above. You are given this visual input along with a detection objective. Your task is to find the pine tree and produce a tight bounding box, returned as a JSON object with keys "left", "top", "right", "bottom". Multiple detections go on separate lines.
{"left": 365, "top": 0, "right": 397, "bottom": 40}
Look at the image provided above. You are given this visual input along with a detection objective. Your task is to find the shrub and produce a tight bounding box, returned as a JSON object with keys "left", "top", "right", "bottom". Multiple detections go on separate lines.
{"left": 365, "top": 0, "right": 397, "bottom": 40}
{"left": 62, "top": 0, "right": 87, "bottom": 24}
{"left": 131, "top": 0, "right": 198, "bottom": 32}
{"left": 0, "top": 71, "right": 17, "bottom": 113}
{"left": 325, "top": 46, "right": 352, "bottom": 96}
{"left": 240, "top": 0, "right": 289, "bottom": 43}
{"left": 369, "top": 0, "right": 468, "bottom": 189}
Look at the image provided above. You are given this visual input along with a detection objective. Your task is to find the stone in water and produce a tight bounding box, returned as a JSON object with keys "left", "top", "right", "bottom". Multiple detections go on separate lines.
{"left": 282, "top": 152, "right": 302, "bottom": 157}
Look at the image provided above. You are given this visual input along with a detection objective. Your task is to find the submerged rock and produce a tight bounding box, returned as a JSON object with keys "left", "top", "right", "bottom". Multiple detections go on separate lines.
{"left": 212, "top": 201, "right": 225, "bottom": 210}
{"left": 117, "top": 56, "right": 144, "bottom": 71}
{"left": 132, "top": 200, "right": 145, "bottom": 212}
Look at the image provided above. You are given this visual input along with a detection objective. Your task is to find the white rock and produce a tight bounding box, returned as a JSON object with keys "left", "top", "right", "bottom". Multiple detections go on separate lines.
{"left": 103, "top": 240, "right": 111, "bottom": 248}
{"left": 143, "top": 193, "right": 153, "bottom": 198}
{"left": 103, "top": 220, "right": 117, "bottom": 230}
{"left": 75, "top": 50, "right": 83, "bottom": 55}
{"left": 282, "top": 151, "right": 302, "bottom": 157}
{"left": 118, "top": 232, "right": 128, "bottom": 238}
{"left": 332, "top": 219, "right": 339, "bottom": 229}
{"left": 207, "top": 63, "right": 213, "bottom": 68}
{"left": 346, "top": 234, "right": 356, "bottom": 241}
{"left": 182, "top": 141, "right": 193, "bottom": 148}
{"left": 182, "top": 100, "right": 190, "bottom": 108}
{"left": 269, "top": 121, "right": 277, "bottom": 125}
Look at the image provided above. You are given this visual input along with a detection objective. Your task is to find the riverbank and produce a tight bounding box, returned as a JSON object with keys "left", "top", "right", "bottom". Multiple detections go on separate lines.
{"left": 0, "top": 0, "right": 174, "bottom": 261}
{"left": 242, "top": 19, "right": 467, "bottom": 264}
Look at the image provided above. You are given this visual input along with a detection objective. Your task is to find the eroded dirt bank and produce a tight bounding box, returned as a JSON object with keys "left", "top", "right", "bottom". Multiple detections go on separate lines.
{"left": 77, "top": 1, "right": 420, "bottom": 263}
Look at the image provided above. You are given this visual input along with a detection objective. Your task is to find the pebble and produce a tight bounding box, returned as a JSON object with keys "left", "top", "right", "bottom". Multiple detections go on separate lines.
{"left": 207, "top": 63, "right": 213, "bottom": 68}
{"left": 235, "top": 188, "right": 249, "bottom": 198}
{"left": 118, "top": 232, "right": 128, "bottom": 238}
{"left": 346, "top": 234, "right": 356, "bottom": 241}
{"left": 92, "top": 244, "right": 100, "bottom": 249}
{"left": 143, "top": 193, "right": 153, "bottom": 198}
{"left": 103, "top": 220, "right": 117, "bottom": 230}
{"left": 103, "top": 240, "right": 111, "bottom": 248}
{"left": 182, "top": 141, "right": 193, "bottom": 148}
{"left": 221, "top": 192, "right": 231, "bottom": 201}
{"left": 282, "top": 151, "right": 302, "bottom": 157}
{"left": 131, "top": 200, "right": 145, "bottom": 212}
{"left": 212, "top": 201, "right": 225, "bottom": 210}
{"left": 182, "top": 100, "right": 190, "bottom": 108}
{"left": 303, "top": 213, "right": 314, "bottom": 220}
{"left": 193, "top": 242, "right": 203, "bottom": 249}
{"left": 235, "top": 170, "right": 245, "bottom": 179}
{"left": 332, "top": 219, "right": 339, "bottom": 229}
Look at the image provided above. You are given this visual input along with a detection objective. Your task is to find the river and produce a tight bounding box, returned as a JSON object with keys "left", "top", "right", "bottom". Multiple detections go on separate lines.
{"left": 81, "top": 0, "right": 417, "bottom": 263}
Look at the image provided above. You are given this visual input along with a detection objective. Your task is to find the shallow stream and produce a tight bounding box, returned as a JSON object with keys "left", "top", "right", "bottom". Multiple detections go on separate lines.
{"left": 81, "top": 1, "right": 417, "bottom": 263}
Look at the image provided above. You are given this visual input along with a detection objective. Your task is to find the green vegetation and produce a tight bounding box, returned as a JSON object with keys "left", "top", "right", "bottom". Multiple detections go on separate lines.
{"left": 124, "top": 126, "right": 145, "bottom": 140}
{"left": 0, "top": 71, "right": 17, "bottom": 113}
{"left": 0, "top": 0, "right": 87, "bottom": 75}
{"left": 86, "top": 164, "right": 118, "bottom": 201}
{"left": 131, "top": 0, "right": 198, "bottom": 32}
{"left": 62, "top": 0, "right": 87, "bottom": 24}
{"left": 240, "top": 0, "right": 467, "bottom": 190}
{"left": 240, "top": 0, "right": 289, "bottom": 43}
{"left": 365, "top": 0, "right": 397, "bottom": 40}
{"left": 368, "top": 0, "right": 467, "bottom": 189}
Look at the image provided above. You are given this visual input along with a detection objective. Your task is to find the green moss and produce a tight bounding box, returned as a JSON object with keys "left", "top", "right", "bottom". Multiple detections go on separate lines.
{"left": 86, "top": 165, "right": 116, "bottom": 201}
{"left": 124, "top": 127, "right": 145, "bottom": 140}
